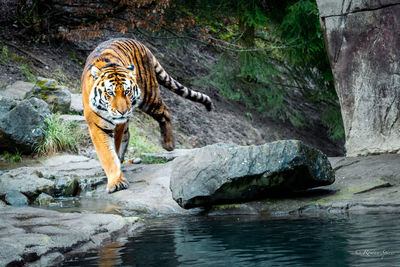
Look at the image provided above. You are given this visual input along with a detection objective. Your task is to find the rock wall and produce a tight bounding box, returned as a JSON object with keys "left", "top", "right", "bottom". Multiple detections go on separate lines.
{"left": 316, "top": 0, "right": 400, "bottom": 156}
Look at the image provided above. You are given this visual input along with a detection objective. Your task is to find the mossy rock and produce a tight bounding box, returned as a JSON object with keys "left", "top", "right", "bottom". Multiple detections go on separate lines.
{"left": 25, "top": 77, "right": 71, "bottom": 113}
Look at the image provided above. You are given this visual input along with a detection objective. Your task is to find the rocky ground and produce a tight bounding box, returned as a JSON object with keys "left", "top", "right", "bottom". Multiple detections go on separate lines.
{"left": 1, "top": 146, "right": 400, "bottom": 265}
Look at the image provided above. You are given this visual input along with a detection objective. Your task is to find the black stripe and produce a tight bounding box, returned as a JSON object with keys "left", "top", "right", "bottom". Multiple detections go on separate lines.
{"left": 95, "top": 112, "right": 115, "bottom": 126}
{"left": 94, "top": 123, "right": 114, "bottom": 137}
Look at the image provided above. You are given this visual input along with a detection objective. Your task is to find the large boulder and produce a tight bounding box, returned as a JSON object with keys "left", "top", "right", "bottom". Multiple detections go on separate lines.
{"left": 170, "top": 140, "right": 335, "bottom": 209}
{"left": 25, "top": 77, "right": 71, "bottom": 113}
{"left": 0, "top": 96, "right": 50, "bottom": 153}
{"left": 316, "top": 0, "right": 400, "bottom": 156}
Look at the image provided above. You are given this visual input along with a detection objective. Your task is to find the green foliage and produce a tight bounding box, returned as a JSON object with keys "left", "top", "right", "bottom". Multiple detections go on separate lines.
{"left": 20, "top": 63, "right": 36, "bottom": 83}
{"left": 190, "top": 0, "right": 343, "bottom": 140}
{"left": 2, "top": 151, "right": 22, "bottom": 163}
{"left": 0, "top": 46, "right": 10, "bottom": 63}
{"left": 128, "top": 124, "right": 163, "bottom": 159}
{"left": 140, "top": 156, "right": 168, "bottom": 164}
{"left": 35, "top": 114, "right": 83, "bottom": 155}
{"left": 321, "top": 105, "right": 345, "bottom": 141}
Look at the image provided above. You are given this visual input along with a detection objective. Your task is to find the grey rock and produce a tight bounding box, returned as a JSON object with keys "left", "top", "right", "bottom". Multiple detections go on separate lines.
{"left": 0, "top": 95, "right": 17, "bottom": 115}
{"left": 5, "top": 190, "right": 28, "bottom": 206}
{"left": 35, "top": 193, "right": 54, "bottom": 205}
{"left": 317, "top": 0, "right": 400, "bottom": 17}
{"left": 0, "top": 154, "right": 103, "bottom": 201}
{"left": 0, "top": 206, "right": 141, "bottom": 266}
{"left": 0, "top": 97, "right": 50, "bottom": 153}
{"left": 0, "top": 81, "right": 34, "bottom": 100}
{"left": 142, "top": 148, "right": 197, "bottom": 162}
{"left": 132, "top": 157, "right": 142, "bottom": 164}
{"left": 70, "top": 93, "right": 83, "bottom": 114}
{"left": 0, "top": 171, "right": 55, "bottom": 201}
{"left": 55, "top": 177, "right": 80, "bottom": 197}
{"left": 25, "top": 77, "right": 71, "bottom": 113}
{"left": 170, "top": 141, "right": 335, "bottom": 208}
{"left": 208, "top": 154, "right": 400, "bottom": 216}
{"left": 317, "top": 0, "right": 400, "bottom": 156}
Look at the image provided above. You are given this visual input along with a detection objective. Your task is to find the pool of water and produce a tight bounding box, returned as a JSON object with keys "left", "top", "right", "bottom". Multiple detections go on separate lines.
{"left": 63, "top": 213, "right": 400, "bottom": 266}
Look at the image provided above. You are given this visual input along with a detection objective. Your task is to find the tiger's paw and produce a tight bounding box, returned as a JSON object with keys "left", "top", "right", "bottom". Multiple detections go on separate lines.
{"left": 106, "top": 177, "right": 129, "bottom": 193}
{"left": 162, "top": 140, "right": 175, "bottom": 151}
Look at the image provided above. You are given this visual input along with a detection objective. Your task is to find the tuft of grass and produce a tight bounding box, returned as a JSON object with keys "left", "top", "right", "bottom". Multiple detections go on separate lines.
{"left": 140, "top": 156, "right": 168, "bottom": 164}
{"left": 3, "top": 151, "right": 22, "bottom": 163}
{"left": 20, "top": 63, "right": 36, "bottom": 83}
{"left": 0, "top": 46, "right": 10, "bottom": 63}
{"left": 35, "top": 114, "right": 84, "bottom": 155}
{"left": 128, "top": 124, "right": 163, "bottom": 161}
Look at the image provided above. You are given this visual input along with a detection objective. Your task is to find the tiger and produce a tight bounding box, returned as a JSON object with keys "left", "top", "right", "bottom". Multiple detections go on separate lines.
{"left": 81, "top": 38, "right": 212, "bottom": 193}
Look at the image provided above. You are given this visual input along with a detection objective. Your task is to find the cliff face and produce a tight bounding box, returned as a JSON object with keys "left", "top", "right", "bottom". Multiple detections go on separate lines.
{"left": 317, "top": 0, "right": 400, "bottom": 156}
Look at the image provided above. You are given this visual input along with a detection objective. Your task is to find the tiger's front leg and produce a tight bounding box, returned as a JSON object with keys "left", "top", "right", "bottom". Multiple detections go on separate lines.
{"left": 87, "top": 122, "right": 129, "bottom": 193}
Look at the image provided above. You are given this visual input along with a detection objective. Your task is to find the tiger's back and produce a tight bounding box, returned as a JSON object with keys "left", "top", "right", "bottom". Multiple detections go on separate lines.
{"left": 81, "top": 38, "right": 212, "bottom": 193}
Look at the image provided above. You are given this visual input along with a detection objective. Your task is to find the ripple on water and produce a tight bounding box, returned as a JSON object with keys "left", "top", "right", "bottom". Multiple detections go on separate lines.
{"left": 63, "top": 214, "right": 400, "bottom": 266}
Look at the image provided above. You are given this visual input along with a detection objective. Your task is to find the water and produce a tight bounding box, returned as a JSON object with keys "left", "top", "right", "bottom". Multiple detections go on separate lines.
{"left": 63, "top": 214, "right": 400, "bottom": 266}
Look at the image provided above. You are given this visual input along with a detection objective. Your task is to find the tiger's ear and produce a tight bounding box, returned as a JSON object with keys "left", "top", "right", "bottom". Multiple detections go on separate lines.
{"left": 90, "top": 66, "right": 100, "bottom": 79}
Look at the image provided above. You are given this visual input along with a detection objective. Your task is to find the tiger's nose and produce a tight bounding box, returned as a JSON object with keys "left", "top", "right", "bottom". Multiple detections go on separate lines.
{"left": 117, "top": 109, "right": 127, "bottom": 115}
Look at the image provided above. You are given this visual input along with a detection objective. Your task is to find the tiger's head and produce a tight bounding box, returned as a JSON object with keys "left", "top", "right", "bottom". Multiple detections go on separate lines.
{"left": 89, "top": 63, "right": 141, "bottom": 125}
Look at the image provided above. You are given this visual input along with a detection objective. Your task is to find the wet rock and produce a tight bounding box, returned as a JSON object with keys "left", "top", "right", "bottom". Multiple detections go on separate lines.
{"left": 5, "top": 190, "right": 28, "bottom": 206}
{"left": 35, "top": 193, "right": 54, "bottom": 205}
{"left": 317, "top": 0, "right": 400, "bottom": 156}
{"left": 0, "top": 81, "right": 34, "bottom": 100}
{"left": 0, "top": 154, "right": 105, "bottom": 201}
{"left": 55, "top": 177, "right": 80, "bottom": 197}
{"left": 0, "top": 170, "right": 55, "bottom": 201}
{"left": 170, "top": 141, "right": 335, "bottom": 209}
{"left": 0, "top": 97, "right": 50, "bottom": 153}
{"left": 25, "top": 77, "right": 71, "bottom": 113}
{"left": 0, "top": 206, "right": 142, "bottom": 266}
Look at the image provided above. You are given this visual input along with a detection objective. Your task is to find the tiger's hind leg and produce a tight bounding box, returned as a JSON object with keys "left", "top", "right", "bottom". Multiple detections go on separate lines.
{"left": 114, "top": 122, "right": 130, "bottom": 163}
{"left": 144, "top": 100, "right": 175, "bottom": 151}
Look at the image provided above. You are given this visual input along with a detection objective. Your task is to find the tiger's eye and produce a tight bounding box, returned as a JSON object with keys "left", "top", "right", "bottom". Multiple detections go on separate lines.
{"left": 106, "top": 88, "right": 114, "bottom": 96}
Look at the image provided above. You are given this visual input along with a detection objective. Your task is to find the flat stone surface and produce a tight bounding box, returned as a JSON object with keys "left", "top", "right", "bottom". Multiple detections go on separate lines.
{"left": 0, "top": 154, "right": 103, "bottom": 201}
{"left": 0, "top": 81, "right": 34, "bottom": 100}
{"left": 70, "top": 93, "right": 83, "bottom": 114}
{"left": 0, "top": 206, "right": 141, "bottom": 266}
{"left": 207, "top": 154, "right": 400, "bottom": 216}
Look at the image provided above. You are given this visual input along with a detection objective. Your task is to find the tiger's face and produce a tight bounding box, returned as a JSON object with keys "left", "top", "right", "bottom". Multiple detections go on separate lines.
{"left": 89, "top": 63, "right": 141, "bottom": 125}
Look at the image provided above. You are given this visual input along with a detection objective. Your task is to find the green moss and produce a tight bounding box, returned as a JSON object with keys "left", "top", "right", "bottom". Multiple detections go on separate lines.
{"left": 140, "top": 156, "right": 168, "bottom": 164}
{"left": 211, "top": 204, "right": 243, "bottom": 211}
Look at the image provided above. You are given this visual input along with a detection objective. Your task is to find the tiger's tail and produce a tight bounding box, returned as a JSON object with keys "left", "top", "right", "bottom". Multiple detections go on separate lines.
{"left": 152, "top": 56, "right": 212, "bottom": 111}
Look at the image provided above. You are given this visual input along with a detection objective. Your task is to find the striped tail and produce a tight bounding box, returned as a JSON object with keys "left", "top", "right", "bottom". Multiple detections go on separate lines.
{"left": 153, "top": 57, "right": 212, "bottom": 111}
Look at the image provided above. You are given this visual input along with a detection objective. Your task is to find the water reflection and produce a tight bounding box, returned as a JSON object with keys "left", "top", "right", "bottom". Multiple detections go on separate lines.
{"left": 63, "top": 214, "right": 400, "bottom": 266}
